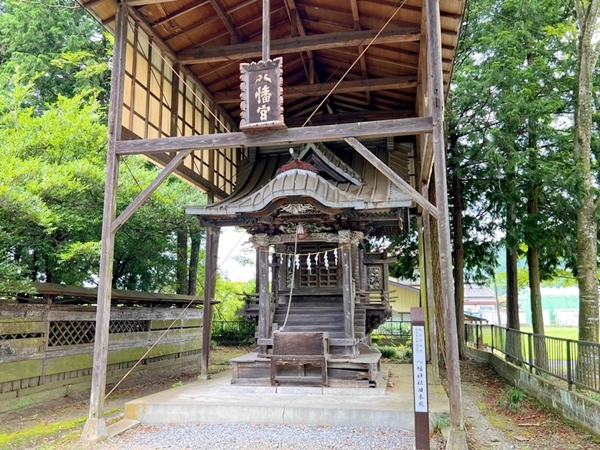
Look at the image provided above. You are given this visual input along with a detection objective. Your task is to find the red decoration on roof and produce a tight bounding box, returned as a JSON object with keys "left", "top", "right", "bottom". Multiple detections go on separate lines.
{"left": 276, "top": 159, "right": 318, "bottom": 175}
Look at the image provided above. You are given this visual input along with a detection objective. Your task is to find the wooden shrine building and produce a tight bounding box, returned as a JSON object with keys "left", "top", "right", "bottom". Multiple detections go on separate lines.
{"left": 76, "top": 0, "right": 467, "bottom": 443}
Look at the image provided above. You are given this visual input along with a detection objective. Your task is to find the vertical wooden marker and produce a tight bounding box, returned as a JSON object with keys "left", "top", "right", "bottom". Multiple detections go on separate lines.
{"left": 411, "top": 306, "right": 430, "bottom": 450}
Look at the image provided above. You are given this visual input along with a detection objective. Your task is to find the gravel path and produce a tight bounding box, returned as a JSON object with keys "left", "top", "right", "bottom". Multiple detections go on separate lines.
{"left": 94, "top": 423, "right": 444, "bottom": 450}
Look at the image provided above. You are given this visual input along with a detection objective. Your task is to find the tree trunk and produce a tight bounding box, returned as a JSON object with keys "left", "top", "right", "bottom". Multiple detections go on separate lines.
{"left": 527, "top": 194, "right": 548, "bottom": 371}
{"left": 506, "top": 202, "right": 522, "bottom": 363}
{"left": 574, "top": 0, "right": 600, "bottom": 346}
{"left": 188, "top": 226, "right": 202, "bottom": 296}
{"left": 176, "top": 227, "right": 188, "bottom": 295}
{"left": 574, "top": 0, "right": 600, "bottom": 387}
{"left": 527, "top": 123, "right": 548, "bottom": 370}
{"left": 450, "top": 138, "right": 466, "bottom": 360}
{"left": 429, "top": 177, "right": 446, "bottom": 364}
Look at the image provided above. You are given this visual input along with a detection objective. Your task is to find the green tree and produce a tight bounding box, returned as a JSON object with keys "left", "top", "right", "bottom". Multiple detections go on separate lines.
{"left": 0, "top": 0, "right": 111, "bottom": 107}
{"left": 0, "top": 81, "right": 206, "bottom": 293}
{"left": 449, "top": 0, "right": 576, "bottom": 365}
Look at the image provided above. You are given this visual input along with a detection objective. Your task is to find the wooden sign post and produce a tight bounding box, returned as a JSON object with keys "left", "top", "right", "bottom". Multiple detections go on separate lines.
{"left": 411, "top": 307, "right": 430, "bottom": 450}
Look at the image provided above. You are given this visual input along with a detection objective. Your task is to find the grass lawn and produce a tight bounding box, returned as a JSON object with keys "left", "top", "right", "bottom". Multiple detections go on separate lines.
{"left": 472, "top": 325, "right": 594, "bottom": 363}
{"left": 520, "top": 326, "right": 579, "bottom": 340}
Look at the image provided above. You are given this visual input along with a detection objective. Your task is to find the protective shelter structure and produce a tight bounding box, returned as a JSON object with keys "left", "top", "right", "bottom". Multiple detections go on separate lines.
{"left": 76, "top": 0, "right": 467, "bottom": 444}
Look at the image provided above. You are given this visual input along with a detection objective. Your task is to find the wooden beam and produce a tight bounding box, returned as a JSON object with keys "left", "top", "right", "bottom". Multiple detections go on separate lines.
{"left": 201, "top": 226, "right": 220, "bottom": 377}
{"left": 111, "top": 150, "right": 193, "bottom": 234}
{"left": 145, "top": 152, "right": 229, "bottom": 200}
{"left": 81, "top": 0, "right": 105, "bottom": 8}
{"left": 349, "top": 0, "right": 371, "bottom": 106}
{"left": 123, "top": 0, "right": 180, "bottom": 6}
{"left": 344, "top": 137, "right": 438, "bottom": 219}
{"left": 285, "top": 109, "right": 413, "bottom": 127}
{"left": 214, "top": 75, "right": 417, "bottom": 104}
{"left": 284, "top": 0, "right": 315, "bottom": 83}
{"left": 81, "top": 2, "right": 128, "bottom": 443}
{"left": 209, "top": 0, "right": 244, "bottom": 43}
{"left": 262, "top": 0, "right": 270, "bottom": 61}
{"left": 116, "top": 117, "right": 433, "bottom": 155}
{"left": 152, "top": 1, "right": 211, "bottom": 28}
{"left": 178, "top": 26, "right": 420, "bottom": 64}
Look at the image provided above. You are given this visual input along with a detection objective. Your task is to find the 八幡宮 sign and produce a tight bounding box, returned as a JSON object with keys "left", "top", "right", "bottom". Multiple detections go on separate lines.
{"left": 239, "top": 58, "right": 285, "bottom": 131}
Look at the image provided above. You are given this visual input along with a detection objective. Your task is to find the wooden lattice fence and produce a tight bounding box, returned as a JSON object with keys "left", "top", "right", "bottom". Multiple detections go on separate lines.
{"left": 0, "top": 303, "right": 203, "bottom": 412}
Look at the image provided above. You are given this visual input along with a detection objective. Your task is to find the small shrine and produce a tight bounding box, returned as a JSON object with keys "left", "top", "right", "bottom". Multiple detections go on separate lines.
{"left": 186, "top": 142, "right": 411, "bottom": 386}
{"left": 76, "top": 0, "right": 468, "bottom": 440}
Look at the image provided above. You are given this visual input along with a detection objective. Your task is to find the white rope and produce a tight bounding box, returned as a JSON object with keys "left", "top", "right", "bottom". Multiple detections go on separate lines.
{"left": 279, "top": 226, "right": 299, "bottom": 331}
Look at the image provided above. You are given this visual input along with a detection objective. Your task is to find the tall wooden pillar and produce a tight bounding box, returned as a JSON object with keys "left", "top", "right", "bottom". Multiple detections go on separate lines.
{"left": 81, "top": 2, "right": 128, "bottom": 442}
{"left": 253, "top": 234, "right": 270, "bottom": 356}
{"left": 339, "top": 230, "right": 358, "bottom": 345}
{"left": 201, "top": 226, "right": 220, "bottom": 378}
{"left": 426, "top": 0, "right": 465, "bottom": 436}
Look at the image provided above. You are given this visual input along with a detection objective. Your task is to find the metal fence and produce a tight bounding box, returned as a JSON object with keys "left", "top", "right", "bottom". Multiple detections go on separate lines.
{"left": 373, "top": 320, "right": 412, "bottom": 343}
{"left": 212, "top": 320, "right": 255, "bottom": 345}
{"left": 466, "top": 324, "right": 600, "bottom": 394}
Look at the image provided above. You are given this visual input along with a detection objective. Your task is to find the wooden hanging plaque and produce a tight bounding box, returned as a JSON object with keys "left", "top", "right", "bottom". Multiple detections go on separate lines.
{"left": 239, "top": 57, "right": 286, "bottom": 131}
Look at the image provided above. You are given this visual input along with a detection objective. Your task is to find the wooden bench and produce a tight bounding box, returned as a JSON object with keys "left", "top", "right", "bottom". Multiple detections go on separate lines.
{"left": 270, "top": 331, "right": 329, "bottom": 387}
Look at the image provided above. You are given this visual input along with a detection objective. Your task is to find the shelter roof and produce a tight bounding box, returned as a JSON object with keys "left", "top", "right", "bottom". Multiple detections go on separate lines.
{"left": 78, "top": 0, "right": 465, "bottom": 128}
{"left": 4, "top": 282, "right": 209, "bottom": 306}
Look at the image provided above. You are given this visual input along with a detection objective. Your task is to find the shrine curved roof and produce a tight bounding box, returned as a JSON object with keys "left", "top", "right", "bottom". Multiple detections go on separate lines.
{"left": 185, "top": 143, "right": 412, "bottom": 217}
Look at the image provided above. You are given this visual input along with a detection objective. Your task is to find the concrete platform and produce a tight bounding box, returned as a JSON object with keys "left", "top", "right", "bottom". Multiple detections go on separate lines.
{"left": 124, "top": 364, "right": 449, "bottom": 431}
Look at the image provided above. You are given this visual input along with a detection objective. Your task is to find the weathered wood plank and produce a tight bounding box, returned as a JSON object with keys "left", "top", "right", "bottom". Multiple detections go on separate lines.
{"left": 272, "top": 332, "right": 328, "bottom": 356}
{"left": 116, "top": 117, "right": 433, "bottom": 155}
{"left": 45, "top": 353, "right": 94, "bottom": 376}
{"left": 0, "top": 359, "right": 43, "bottom": 383}
{"left": 0, "top": 322, "right": 47, "bottom": 335}
{"left": 214, "top": 76, "right": 418, "bottom": 104}
{"left": 178, "top": 27, "right": 420, "bottom": 64}
{"left": 0, "top": 338, "right": 46, "bottom": 357}
{"left": 345, "top": 137, "right": 439, "bottom": 219}
{"left": 426, "top": 0, "right": 464, "bottom": 432}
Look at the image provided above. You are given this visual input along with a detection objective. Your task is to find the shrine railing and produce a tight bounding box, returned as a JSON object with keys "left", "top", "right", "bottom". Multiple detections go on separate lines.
{"left": 355, "top": 290, "right": 397, "bottom": 305}
{"left": 466, "top": 323, "right": 600, "bottom": 394}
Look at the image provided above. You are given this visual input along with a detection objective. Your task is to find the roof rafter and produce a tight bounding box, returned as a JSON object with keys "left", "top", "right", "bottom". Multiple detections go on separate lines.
{"left": 178, "top": 26, "right": 420, "bottom": 64}
{"left": 349, "top": 0, "right": 371, "bottom": 106}
{"left": 214, "top": 75, "right": 417, "bottom": 104}
{"left": 285, "top": 109, "right": 413, "bottom": 127}
{"left": 208, "top": 0, "right": 244, "bottom": 43}
{"left": 123, "top": 0, "right": 181, "bottom": 6}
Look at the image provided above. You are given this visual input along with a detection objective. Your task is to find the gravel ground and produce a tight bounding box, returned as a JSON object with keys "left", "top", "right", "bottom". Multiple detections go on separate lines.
{"left": 93, "top": 423, "right": 444, "bottom": 450}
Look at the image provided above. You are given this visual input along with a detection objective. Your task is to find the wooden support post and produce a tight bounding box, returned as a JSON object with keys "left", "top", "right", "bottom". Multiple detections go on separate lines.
{"left": 255, "top": 234, "right": 270, "bottom": 356}
{"left": 200, "top": 226, "right": 220, "bottom": 378}
{"left": 81, "top": 2, "right": 128, "bottom": 443}
{"left": 425, "top": 0, "right": 465, "bottom": 441}
{"left": 262, "top": 0, "right": 270, "bottom": 61}
{"left": 339, "top": 231, "right": 356, "bottom": 345}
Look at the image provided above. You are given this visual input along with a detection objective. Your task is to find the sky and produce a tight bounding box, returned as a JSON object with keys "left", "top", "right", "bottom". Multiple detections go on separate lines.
{"left": 217, "top": 227, "right": 255, "bottom": 281}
